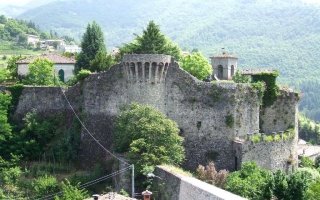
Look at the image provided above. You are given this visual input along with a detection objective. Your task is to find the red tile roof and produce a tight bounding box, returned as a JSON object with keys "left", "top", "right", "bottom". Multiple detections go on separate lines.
{"left": 16, "top": 53, "right": 76, "bottom": 64}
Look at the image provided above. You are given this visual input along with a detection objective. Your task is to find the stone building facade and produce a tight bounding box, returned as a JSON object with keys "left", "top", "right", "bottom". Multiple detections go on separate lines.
{"left": 12, "top": 54, "right": 299, "bottom": 172}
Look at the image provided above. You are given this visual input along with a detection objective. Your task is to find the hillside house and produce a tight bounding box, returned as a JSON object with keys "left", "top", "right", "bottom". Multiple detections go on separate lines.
{"left": 58, "top": 44, "right": 81, "bottom": 53}
{"left": 27, "top": 34, "right": 40, "bottom": 47}
{"left": 16, "top": 53, "right": 76, "bottom": 82}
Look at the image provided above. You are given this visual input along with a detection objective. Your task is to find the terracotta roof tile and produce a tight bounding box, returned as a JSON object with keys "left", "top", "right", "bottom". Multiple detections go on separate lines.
{"left": 16, "top": 53, "right": 76, "bottom": 64}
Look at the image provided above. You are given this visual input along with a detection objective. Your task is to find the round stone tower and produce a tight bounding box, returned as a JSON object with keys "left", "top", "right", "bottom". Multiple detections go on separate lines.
{"left": 122, "top": 54, "right": 173, "bottom": 113}
{"left": 122, "top": 54, "right": 172, "bottom": 84}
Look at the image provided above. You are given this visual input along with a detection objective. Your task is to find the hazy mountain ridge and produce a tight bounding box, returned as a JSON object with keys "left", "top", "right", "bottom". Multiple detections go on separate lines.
{"left": 14, "top": 0, "right": 320, "bottom": 121}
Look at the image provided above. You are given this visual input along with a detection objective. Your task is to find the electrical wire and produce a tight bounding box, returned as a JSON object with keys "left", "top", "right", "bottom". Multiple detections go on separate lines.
{"left": 35, "top": 165, "right": 132, "bottom": 200}
{"left": 57, "top": 83, "right": 130, "bottom": 166}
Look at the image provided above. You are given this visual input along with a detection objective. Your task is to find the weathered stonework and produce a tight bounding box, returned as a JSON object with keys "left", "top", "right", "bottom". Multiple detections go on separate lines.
{"left": 153, "top": 165, "right": 246, "bottom": 200}
{"left": 11, "top": 54, "right": 299, "bottom": 172}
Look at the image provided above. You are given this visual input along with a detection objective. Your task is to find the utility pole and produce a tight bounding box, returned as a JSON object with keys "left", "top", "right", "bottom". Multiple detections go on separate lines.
{"left": 131, "top": 164, "right": 135, "bottom": 198}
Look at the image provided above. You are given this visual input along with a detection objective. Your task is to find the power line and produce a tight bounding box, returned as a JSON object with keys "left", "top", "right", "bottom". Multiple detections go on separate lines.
{"left": 35, "top": 165, "right": 132, "bottom": 200}
{"left": 57, "top": 83, "right": 130, "bottom": 166}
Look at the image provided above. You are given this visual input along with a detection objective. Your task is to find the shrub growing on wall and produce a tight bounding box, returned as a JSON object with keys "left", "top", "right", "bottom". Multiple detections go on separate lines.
{"left": 114, "top": 103, "right": 185, "bottom": 174}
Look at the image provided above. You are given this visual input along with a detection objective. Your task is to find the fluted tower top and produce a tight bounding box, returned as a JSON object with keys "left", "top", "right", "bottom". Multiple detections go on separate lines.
{"left": 122, "top": 54, "right": 172, "bottom": 84}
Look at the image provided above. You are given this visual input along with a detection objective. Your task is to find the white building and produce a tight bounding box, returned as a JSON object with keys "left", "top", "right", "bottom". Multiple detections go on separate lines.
{"left": 58, "top": 44, "right": 82, "bottom": 53}
{"left": 25, "top": 34, "right": 40, "bottom": 47}
{"left": 16, "top": 53, "right": 76, "bottom": 82}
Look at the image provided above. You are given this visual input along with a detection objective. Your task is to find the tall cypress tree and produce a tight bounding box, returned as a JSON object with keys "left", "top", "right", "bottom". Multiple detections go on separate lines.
{"left": 76, "top": 21, "right": 112, "bottom": 72}
{"left": 120, "top": 21, "right": 181, "bottom": 60}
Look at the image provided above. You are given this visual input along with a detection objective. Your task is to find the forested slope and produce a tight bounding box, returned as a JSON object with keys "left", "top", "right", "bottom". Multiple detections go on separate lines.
{"left": 15, "top": 0, "right": 320, "bottom": 121}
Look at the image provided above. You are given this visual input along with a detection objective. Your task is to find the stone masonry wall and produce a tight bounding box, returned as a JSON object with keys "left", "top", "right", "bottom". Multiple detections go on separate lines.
{"left": 11, "top": 54, "right": 298, "bottom": 172}
{"left": 238, "top": 139, "right": 297, "bottom": 172}
{"left": 260, "top": 90, "right": 299, "bottom": 133}
{"left": 154, "top": 165, "right": 246, "bottom": 200}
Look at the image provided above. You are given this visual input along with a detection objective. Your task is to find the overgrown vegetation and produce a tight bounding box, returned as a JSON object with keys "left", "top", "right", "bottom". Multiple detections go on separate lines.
{"left": 0, "top": 89, "right": 108, "bottom": 199}
{"left": 251, "top": 71, "right": 280, "bottom": 107}
{"left": 114, "top": 103, "right": 185, "bottom": 175}
{"left": 225, "top": 161, "right": 320, "bottom": 200}
{"left": 196, "top": 162, "right": 228, "bottom": 188}
{"left": 299, "top": 114, "right": 320, "bottom": 145}
{"left": 180, "top": 52, "right": 212, "bottom": 80}
{"left": 23, "top": 58, "right": 55, "bottom": 86}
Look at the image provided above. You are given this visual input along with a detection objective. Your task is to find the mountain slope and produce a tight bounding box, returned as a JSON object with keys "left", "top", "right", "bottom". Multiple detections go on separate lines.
{"left": 17, "top": 0, "right": 320, "bottom": 121}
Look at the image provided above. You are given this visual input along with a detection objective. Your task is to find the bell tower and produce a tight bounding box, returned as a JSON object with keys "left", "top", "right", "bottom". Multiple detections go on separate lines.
{"left": 210, "top": 49, "right": 238, "bottom": 80}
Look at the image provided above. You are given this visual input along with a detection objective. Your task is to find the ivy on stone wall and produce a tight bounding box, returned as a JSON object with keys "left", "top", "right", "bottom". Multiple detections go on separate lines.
{"left": 7, "top": 84, "right": 24, "bottom": 116}
{"left": 251, "top": 71, "right": 280, "bottom": 107}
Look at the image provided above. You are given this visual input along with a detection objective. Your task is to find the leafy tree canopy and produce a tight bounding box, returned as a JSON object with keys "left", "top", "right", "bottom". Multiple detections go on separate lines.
{"left": 120, "top": 21, "right": 182, "bottom": 61}
{"left": 180, "top": 52, "right": 212, "bottom": 80}
{"left": 114, "top": 103, "right": 185, "bottom": 174}
{"left": 24, "top": 58, "right": 54, "bottom": 85}
{"left": 225, "top": 162, "right": 273, "bottom": 200}
{"left": 76, "top": 21, "right": 113, "bottom": 72}
{"left": 7, "top": 55, "right": 25, "bottom": 79}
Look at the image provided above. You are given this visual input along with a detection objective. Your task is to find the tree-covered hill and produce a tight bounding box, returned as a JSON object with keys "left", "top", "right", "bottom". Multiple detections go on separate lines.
{"left": 12, "top": 0, "right": 320, "bottom": 121}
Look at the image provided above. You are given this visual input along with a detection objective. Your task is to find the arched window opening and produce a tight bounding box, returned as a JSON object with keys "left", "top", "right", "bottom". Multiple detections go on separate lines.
{"left": 151, "top": 62, "right": 157, "bottom": 83}
{"left": 158, "top": 62, "right": 164, "bottom": 82}
{"left": 218, "top": 65, "right": 223, "bottom": 79}
{"left": 130, "top": 62, "right": 136, "bottom": 80}
{"left": 137, "top": 62, "right": 143, "bottom": 81}
{"left": 231, "top": 65, "right": 235, "bottom": 77}
{"left": 58, "top": 69, "right": 65, "bottom": 82}
{"left": 145, "top": 62, "right": 150, "bottom": 81}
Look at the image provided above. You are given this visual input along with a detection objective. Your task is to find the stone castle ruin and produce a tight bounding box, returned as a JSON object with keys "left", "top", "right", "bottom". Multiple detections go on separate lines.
{"left": 11, "top": 53, "right": 299, "bottom": 172}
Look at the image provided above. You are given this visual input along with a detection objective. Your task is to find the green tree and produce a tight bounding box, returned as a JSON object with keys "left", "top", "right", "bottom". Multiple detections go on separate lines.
{"left": 232, "top": 70, "right": 250, "bottom": 83}
{"left": 76, "top": 21, "right": 111, "bottom": 72}
{"left": 180, "top": 52, "right": 212, "bottom": 80}
{"left": 273, "top": 170, "right": 288, "bottom": 200}
{"left": 89, "top": 50, "right": 115, "bottom": 72}
{"left": 54, "top": 180, "right": 88, "bottom": 200}
{"left": 6, "top": 55, "right": 25, "bottom": 80}
{"left": 0, "top": 15, "right": 7, "bottom": 24}
{"left": 225, "top": 162, "right": 273, "bottom": 200}
{"left": 114, "top": 103, "right": 185, "bottom": 174}
{"left": 286, "top": 170, "right": 311, "bottom": 200}
{"left": 32, "top": 175, "right": 59, "bottom": 197}
{"left": 300, "top": 156, "right": 314, "bottom": 168}
{"left": 305, "top": 180, "right": 320, "bottom": 200}
{"left": 120, "top": 21, "right": 181, "bottom": 60}
{"left": 24, "top": 58, "right": 54, "bottom": 85}
{"left": 0, "top": 93, "right": 12, "bottom": 158}
{"left": 0, "top": 68, "right": 9, "bottom": 83}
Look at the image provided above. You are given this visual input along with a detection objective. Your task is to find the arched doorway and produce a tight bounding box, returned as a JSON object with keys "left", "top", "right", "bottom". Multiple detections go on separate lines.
{"left": 58, "top": 69, "right": 65, "bottom": 82}
{"left": 218, "top": 65, "right": 223, "bottom": 79}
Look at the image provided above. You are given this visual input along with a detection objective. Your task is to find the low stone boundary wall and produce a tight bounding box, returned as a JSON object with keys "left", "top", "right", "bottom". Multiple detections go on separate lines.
{"left": 154, "top": 165, "right": 246, "bottom": 200}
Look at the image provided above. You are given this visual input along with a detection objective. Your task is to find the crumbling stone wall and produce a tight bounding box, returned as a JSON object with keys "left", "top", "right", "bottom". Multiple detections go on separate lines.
{"left": 11, "top": 54, "right": 299, "bottom": 172}
{"left": 153, "top": 165, "right": 246, "bottom": 200}
{"left": 260, "top": 90, "right": 299, "bottom": 133}
{"left": 235, "top": 139, "right": 297, "bottom": 172}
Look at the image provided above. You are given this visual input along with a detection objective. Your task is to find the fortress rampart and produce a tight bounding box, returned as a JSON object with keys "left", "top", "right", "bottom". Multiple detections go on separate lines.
{"left": 10, "top": 54, "right": 299, "bottom": 171}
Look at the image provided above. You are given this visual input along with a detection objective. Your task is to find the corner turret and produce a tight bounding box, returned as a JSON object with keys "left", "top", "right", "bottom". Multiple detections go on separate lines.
{"left": 210, "top": 51, "right": 238, "bottom": 80}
